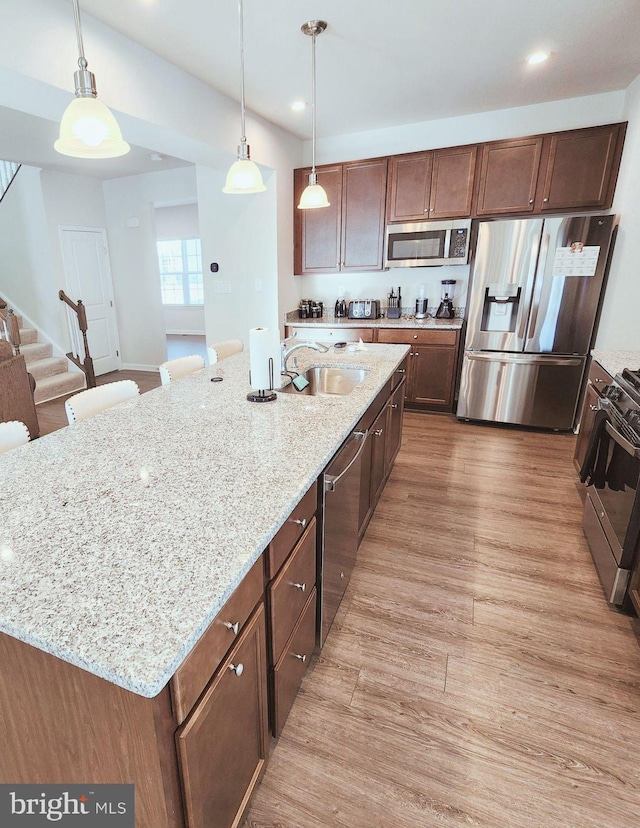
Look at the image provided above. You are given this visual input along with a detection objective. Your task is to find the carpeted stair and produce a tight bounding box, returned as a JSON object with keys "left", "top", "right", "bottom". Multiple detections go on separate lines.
{"left": 16, "top": 317, "right": 85, "bottom": 404}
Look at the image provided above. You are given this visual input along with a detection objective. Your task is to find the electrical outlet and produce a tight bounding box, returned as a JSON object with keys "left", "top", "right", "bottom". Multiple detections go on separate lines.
{"left": 254, "top": 278, "right": 263, "bottom": 292}
{"left": 212, "top": 280, "right": 232, "bottom": 294}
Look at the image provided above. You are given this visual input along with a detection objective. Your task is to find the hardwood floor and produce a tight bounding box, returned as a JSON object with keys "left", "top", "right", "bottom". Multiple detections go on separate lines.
{"left": 35, "top": 370, "right": 161, "bottom": 437}
{"left": 244, "top": 413, "right": 640, "bottom": 828}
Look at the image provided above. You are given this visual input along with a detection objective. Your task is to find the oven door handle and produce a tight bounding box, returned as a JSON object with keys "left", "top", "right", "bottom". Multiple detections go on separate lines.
{"left": 604, "top": 420, "right": 640, "bottom": 458}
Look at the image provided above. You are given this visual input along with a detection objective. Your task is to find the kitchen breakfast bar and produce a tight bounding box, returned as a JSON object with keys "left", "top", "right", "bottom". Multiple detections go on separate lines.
{"left": 0, "top": 343, "right": 408, "bottom": 828}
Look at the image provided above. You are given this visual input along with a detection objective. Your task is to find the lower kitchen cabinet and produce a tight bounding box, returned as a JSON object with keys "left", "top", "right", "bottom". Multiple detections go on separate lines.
{"left": 284, "top": 324, "right": 375, "bottom": 343}
{"left": 385, "top": 378, "right": 405, "bottom": 473}
{"left": 573, "top": 359, "right": 613, "bottom": 473}
{"left": 377, "top": 328, "right": 460, "bottom": 411}
{"left": 176, "top": 604, "right": 269, "bottom": 828}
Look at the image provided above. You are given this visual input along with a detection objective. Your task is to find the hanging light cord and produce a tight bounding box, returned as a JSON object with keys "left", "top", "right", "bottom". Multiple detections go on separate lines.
{"left": 238, "top": 0, "right": 247, "bottom": 146}
{"left": 311, "top": 27, "right": 317, "bottom": 175}
{"left": 72, "top": 0, "right": 88, "bottom": 71}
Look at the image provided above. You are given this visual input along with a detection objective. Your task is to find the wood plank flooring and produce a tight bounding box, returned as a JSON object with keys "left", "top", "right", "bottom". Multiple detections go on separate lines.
{"left": 244, "top": 413, "right": 640, "bottom": 828}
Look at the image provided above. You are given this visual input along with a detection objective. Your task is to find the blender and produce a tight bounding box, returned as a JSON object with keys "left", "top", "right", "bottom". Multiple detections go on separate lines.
{"left": 436, "top": 280, "right": 456, "bottom": 319}
{"left": 415, "top": 284, "right": 428, "bottom": 319}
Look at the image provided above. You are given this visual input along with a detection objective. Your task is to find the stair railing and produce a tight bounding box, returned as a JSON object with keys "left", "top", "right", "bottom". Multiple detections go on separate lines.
{"left": 0, "top": 295, "right": 21, "bottom": 355}
{"left": 0, "top": 161, "right": 21, "bottom": 205}
{"left": 59, "top": 290, "right": 96, "bottom": 388}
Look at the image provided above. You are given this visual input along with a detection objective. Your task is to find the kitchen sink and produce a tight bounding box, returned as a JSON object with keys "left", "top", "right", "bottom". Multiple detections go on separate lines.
{"left": 281, "top": 366, "right": 368, "bottom": 396}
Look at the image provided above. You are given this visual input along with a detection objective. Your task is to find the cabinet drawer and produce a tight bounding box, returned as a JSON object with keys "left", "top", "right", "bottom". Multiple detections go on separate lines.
{"left": 176, "top": 603, "right": 269, "bottom": 828}
{"left": 272, "top": 589, "right": 317, "bottom": 737}
{"left": 269, "top": 518, "right": 317, "bottom": 664}
{"left": 589, "top": 360, "right": 613, "bottom": 393}
{"left": 171, "top": 556, "right": 264, "bottom": 725}
{"left": 285, "top": 326, "right": 375, "bottom": 343}
{"left": 266, "top": 482, "right": 317, "bottom": 578}
{"left": 377, "top": 328, "right": 457, "bottom": 346}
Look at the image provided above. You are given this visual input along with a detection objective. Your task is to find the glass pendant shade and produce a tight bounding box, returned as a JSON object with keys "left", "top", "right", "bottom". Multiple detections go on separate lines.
{"left": 297, "top": 178, "right": 330, "bottom": 209}
{"left": 223, "top": 157, "right": 266, "bottom": 194}
{"left": 55, "top": 96, "right": 130, "bottom": 159}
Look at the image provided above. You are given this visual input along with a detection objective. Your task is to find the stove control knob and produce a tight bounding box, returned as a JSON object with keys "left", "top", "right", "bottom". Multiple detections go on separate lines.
{"left": 606, "top": 386, "right": 623, "bottom": 401}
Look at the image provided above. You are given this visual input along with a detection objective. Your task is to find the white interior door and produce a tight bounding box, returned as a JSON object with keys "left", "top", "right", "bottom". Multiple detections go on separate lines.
{"left": 60, "top": 226, "right": 121, "bottom": 375}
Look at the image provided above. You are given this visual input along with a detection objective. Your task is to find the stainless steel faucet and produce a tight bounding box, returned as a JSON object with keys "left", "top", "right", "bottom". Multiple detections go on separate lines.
{"left": 281, "top": 336, "right": 329, "bottom": 373}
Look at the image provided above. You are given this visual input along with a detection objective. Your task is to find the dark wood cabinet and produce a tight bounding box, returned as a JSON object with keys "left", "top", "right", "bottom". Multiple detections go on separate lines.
{"left": 475, "top": 136, "right": 543, "bottom": 216}
{"left": 573, "top": 359, "right": 613, "bottom": 473}
{"left": 384, "top": 379, "right": 405, "bottom": 474}
{"left": 294, "top": 158, "right": 387, "bottom": 275}
{"left": 377, "top": 328, "right": 460, "bottom": 412}
{"left": 176, "top": 604, "right": 269, "bottom": 828}
{"left": 387, "top": 145, "right": 477, "bottom": 222}
{"left": 537, "top": 123, "right": 626, "bottom": 212}
{"left": 369, "top": 404, "right": 388, "bottom": 506}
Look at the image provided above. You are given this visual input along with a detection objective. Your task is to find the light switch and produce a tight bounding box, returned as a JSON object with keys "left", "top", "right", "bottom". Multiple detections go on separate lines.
{"left": 212, "top": 281, "right": 232, "bottom": 294}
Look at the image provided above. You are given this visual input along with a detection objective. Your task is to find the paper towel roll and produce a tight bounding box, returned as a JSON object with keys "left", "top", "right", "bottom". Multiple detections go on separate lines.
{"left": 249, "top": 327, "right": 276, "bottom": 390}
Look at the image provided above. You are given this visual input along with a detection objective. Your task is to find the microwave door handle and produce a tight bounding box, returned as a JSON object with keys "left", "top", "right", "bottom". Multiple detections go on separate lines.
{"left": 604, "top": 420, "right": 640, "bottom": 458}
{"left": 443, "top": 228, "right": 452, "bottom": 259}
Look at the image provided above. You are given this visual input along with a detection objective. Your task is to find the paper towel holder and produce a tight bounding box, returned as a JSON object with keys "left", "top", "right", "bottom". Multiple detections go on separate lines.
{"left": 247, "top": 357, "right": 277, "bottom": 402}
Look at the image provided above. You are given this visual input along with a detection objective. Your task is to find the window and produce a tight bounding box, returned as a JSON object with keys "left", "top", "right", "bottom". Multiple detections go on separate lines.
{"left": 157, "top": 238, "right": 204, "bottom": 305}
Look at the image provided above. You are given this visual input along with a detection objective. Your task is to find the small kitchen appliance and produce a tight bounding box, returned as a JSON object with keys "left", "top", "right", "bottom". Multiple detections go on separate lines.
{"left": 385, "top": 218, "right": 471, "bottom": 268}
{"left": 415, "top": 284, "right": 428, "bottom": 319}
{"left": 334, "top": 297, "right": 347, "bottom": 318}
{"left": 348, "top": 300, "right": 381, "bottom": 319}
{"left": 436, "top": 279, "right": 457, "bottom": 319}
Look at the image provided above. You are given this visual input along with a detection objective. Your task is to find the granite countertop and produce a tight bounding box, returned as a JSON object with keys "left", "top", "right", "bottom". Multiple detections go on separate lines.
{"left": 591, "top": 349, "right": 640, "bottom": 378}
{"left": 286, "top": 315, "right": 464, "bottom": 331}
{"left": 0, "top": 344, "right": 408, "bottom": 698}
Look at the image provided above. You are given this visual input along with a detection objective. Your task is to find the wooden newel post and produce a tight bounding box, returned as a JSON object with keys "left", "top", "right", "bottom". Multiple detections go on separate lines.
{"left": 76, "top": 300, "right": 96, "bottom": 388}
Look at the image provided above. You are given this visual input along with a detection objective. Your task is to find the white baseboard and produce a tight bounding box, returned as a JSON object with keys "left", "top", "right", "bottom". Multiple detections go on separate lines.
{"left": 119, "top": 363, "right": 160, "bottom": 372}
{"left": 165, "top": 330, "right": 206, "bottom": 336}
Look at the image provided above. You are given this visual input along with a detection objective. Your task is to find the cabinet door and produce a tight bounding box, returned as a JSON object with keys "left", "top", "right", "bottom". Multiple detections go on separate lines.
{"left": 429, "top": 145, "right": 477, "bottom": 219}
{"left": 386, "top": 152, "right": 433, "bottom": 222}
{"left": 341, "top": 158, "right": 388, "bottom": 271}
{"left": 475, "top": 136, "right": 544, "bottom": 216}
{"left": 573, "top": 382, "right": 601, "bottom": 474}
{"left": 294, "top": 165, "right": 342, "bottom": 275}
{"left": 537, "top": 124, "right": 624, "bottom": 211}
{"left": 370, "top": 406, "right": 388, "bottom": 506}
{"left": 384, "top": 379, "right": 405, "bottom": 475}
{"left": 176, "top": 604, "right": 268, "bottom": 828}
{"left": 410, "top": 344, "right": 457, "bottom": 409}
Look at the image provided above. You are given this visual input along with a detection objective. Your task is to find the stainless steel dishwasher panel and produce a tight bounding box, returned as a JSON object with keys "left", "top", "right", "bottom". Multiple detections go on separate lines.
{"left": 319, "top": 429, "right": 368, "bottom": 646}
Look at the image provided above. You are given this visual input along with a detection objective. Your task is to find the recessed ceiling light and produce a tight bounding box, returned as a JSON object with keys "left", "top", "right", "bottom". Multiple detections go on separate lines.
{"left": 527, "top": 51, "right": 549, "bottom": 65}
{"left": 291, "top": 100, "right": 308, "bottom": 112}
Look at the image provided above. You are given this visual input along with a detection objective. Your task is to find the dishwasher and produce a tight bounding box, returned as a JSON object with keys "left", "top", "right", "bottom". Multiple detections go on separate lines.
{"left": 319, "top": 427, "right": 368, "bottom": 646}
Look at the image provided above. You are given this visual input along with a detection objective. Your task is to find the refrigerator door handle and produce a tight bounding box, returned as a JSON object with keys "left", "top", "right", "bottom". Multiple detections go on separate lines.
{"left": 526, "top": 232, "right": 550, "bottom": 340}
{"left": 516, "top": 232, "right": 543, "bottom": 342}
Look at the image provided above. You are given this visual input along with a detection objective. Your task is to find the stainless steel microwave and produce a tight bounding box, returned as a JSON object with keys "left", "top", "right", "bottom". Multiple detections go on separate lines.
{"left": 384, "top": 218, "right": 471, "bottom": 268}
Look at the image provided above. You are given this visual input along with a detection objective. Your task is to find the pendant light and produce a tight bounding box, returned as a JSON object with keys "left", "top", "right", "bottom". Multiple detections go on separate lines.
{"left": 223, "top": 0, "right": 266, "bottom": 194}
{"left": 297, "top": 20, "right": 330, "bottom": 210}
{"left": 55, "top": 0, "right": 130, "bottom": 159}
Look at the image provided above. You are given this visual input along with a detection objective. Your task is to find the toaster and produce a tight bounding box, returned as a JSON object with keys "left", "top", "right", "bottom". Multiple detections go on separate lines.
{"left": 348, "top": 300, "right": 381, "bottom": 319}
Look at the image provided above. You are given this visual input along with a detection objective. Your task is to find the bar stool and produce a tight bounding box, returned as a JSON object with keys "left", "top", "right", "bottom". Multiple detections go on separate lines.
{"left": 159, "top": 355, "right": 206, "bottom": 386}
{"left": 207, "top": 339, "right": 243, "bottom": 365}
{"left": 65, "top": 380, "right": 140, "bottom": 424}
{"left": 0, "top": 420, "right": 30, "bottom": 454}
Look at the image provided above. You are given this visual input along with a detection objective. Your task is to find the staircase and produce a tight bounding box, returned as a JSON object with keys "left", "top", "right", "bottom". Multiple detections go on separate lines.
{"left": 15, "top": 316, "right": 85, "bottom": 404}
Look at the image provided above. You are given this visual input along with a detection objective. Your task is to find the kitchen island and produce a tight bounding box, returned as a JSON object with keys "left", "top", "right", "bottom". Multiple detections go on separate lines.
{"left": 0, "top": 343, "right": 408, "bottom": 827}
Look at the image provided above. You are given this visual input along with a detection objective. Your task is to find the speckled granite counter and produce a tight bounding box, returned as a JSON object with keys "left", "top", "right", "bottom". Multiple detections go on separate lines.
{"left": 0, "top": 344, "right": 408, "bottom": 697}
{"left": 591, "top": 349, "right": 640, "bottom": 378}
{"left": 286, "top": 315, "right": 463, "bottom": 331}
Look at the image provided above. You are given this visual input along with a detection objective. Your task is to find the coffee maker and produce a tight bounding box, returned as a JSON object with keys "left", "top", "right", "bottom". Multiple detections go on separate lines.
{"left": 436, "top": 280, "right": 456, "bottom": 319}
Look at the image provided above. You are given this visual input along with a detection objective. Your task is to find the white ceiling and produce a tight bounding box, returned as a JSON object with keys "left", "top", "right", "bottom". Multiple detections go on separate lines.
{"left": 77, "top": 0, "right": 640, "bottom": 140}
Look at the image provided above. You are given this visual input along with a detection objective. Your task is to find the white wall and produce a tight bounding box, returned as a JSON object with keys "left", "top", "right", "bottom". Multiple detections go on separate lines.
{"left": 598, "top": 74, "right": 640, "bottom": 350}
{"left": 291, "top": 92, "right": 628, "bottom": 319}
{"left": 102, "top": 166, "right": 198, "bottom": 369}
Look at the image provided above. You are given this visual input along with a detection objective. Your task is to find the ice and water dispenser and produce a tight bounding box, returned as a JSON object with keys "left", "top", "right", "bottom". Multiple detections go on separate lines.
{"left": 480, "top": 283, "right": 521, "bottom": 332}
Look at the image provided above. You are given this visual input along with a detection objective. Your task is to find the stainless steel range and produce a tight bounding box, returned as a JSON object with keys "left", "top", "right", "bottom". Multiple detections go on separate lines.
{"left": 580, "top": 368, "right": 640, "bottom": 606}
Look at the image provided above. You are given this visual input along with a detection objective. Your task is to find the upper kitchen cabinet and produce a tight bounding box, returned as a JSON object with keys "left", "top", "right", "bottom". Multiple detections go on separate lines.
{"left": 474, "top": 123, "right": 626, "bottom": 217}
{"left": 387, "top": 145, "right": 477, "bottom": 222}
{"left": 294, "top": 158, "right": 388, "bottom": 275}
{"left": 474, "top": 136, "right": 544, "bottom": 216}
{"left": 536, "top": 123, "right": 626, "bottom": 212}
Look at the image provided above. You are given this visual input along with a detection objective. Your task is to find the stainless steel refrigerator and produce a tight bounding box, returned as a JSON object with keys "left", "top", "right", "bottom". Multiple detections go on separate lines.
{"left": 457, "top": 214, "right": 616, "bottom": 430}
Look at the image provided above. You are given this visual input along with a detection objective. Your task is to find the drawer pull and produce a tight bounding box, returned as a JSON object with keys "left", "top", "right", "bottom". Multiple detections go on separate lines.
{"left": 293, "top": 582, "right": 306, "bottom": 592}
{"left": 413, "top": 334, "right": 418, "bottom": 339}
{"left": 397, "top": 368, "right": 406, "bottom": 374}
{"left": 594, "top": 378, "right": 604, "bottom": 383}
{"left": 543, "top": 197, "right": 549, "bottom": 203}
{"left": 291, "top": 517, "right": 307, "bottom": 528}
{"left": 228, "top": 662, "right": 244, "bottom": 676}
{"left": 374, "top": 429, "right": 384, "bottom": 436}
{"left": 391, "top": 404, "right": 399, "bottom": 409}
{"left": 223, "top": 621, "right": 240, "bottom": 635}
{"left": 529, "top": 199, "right": 534, "bottom": 204}
{"left": 294, "top": 653, "right": 307, "bottom": 663}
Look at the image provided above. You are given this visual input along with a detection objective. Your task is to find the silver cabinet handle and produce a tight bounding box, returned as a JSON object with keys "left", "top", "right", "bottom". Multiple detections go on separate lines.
{"left": 324, "top": 429, "right": 369, "bottom": 492}
{"left": 589, "top": 404, "right": 598, "bottom": 411}
{"left": 340, "top": 571, "right": 345, "bottom": 579}
{"left": 294, "top": 653, "right": 307, "bottom": 663}
{"left": 413, "top": 334, "right": 418, "bottom": 339}
{"left": 293, "top": 582, "right": 306, "bottom": 592}
{"left": 374, "top": 428, "right": 384, "bottom": 436}
{"left": 396, "top": 368, "right": 406, "bottom": 374}
{"left": 529, "top": 198, "right": 534, "bottom": 204}
{"left": 543, "top": 197, "right": 549, "bottom": 203}
{"left": 391, "top": 404, "right": 399, "bottom": 409}
{"left": 291, "top": 517, "right": 307, "bottom": 528}
{"left": 229, "top": 662, "right": 244, "bottom": 676}
{"left": 593, "top": 378, "right": 604, "bottom": 384}
{"left": 224, "top": 621, "right": 240, "bottom": 635}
